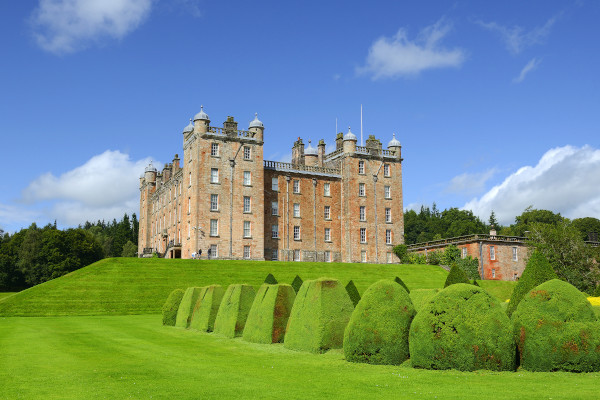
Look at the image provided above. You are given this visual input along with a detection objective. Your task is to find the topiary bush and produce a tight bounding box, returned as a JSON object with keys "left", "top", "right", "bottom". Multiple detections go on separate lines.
{"left": 512, "top": 279, "right": 600, "bottom": 372}
{"left": 472, "top": 279, "right": 480, "bottom": 287}
{"left": 189, "top": 285, "right": 225, "bottom": 332}
{"left": 243, "top": 283, "right": 296, "bottom": 344}
{"left": 506, "top": 251, "right": 558, "bottom": 317}
{"left": 394, "top": 276, "right": 410, "bottom": 293}
{"left": 443, "top": 264, "right": 470, "bottom": 288}
{"left": 345, "top": 280, "right": 361, "bottom": 307}
{"left": 175, "top": 287, "right": 205, "bottom": 328}
{"left": 343, "top": 279, "right": 416, "bottom": 365}
{"left": 213, "top": 284, "right": 256, "bottom": 338}
{"left": 455, "top": 256, "right": 480, "bottom": 279}
{"left": 291, "top": 275, "right": 303, "bottom": 293}
{"left": 264, "top": 273, "right": 278, "bottom": 284}
{"left": 409, "top": 283, "right": 516, "bottom": 371}
{"left": 284, "top": 278, "right": 354, "bottom": 353}
{"left": 162, "top": 288, "right": 185, "bottom": 326}
{"left": 409, "top": 289, "right": 440, "bottom": 312}
{"left": 443, "top": 245, "right": 461, "bottom": 266}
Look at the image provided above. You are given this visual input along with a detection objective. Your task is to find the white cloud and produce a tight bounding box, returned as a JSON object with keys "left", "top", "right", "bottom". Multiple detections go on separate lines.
{"left": 463, "top": 145, "right": 600, "bottom": 225}
{"left": 357, "top": 19, "right": 466, "bottom": 79}
{"left": 445, "top": 169, "right": 496, "bottom": 196}
{"left": 513, "top": 58, "right": 541, "bottom": 83}
{"left": 477, "top": 15, "right": 559, "bottom": 54}
{"left": 30, "top": 0, "right": 153, "bottom": 54}
{"left": 22, "top": 150, "right": 154, "bottom": 226}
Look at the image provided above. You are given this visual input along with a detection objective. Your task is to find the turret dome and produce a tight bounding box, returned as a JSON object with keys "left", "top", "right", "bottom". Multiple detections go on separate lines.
{"left": 387, "top": 133, "right": 401, "bottom": 147}
{"left": 344, "top": 127, "right": 357, "bottom": 141}
{"left": 249, "top": 113, "right": 264, "bottom": 129}
{"left": 193, "top": 105, "right": 209, "bottom": 121}
{"left": 304, "top": 140, "right": 318, "bottom": 155}
{"left": 145, "top": 161, "right": 157, "bottom": 173}
{"left": 183, "top": 119, "right": 194, "bottom": 134}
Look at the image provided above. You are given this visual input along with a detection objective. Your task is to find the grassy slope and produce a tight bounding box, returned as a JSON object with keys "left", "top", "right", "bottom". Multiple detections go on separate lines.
{"left": 0, "top": 292, "right": 16, "bottom": 301}
{"left": 0, "top": 315, "right": 597, "bottom": 400}
{"left": 0, "top": 258, "right": 450, "bottom": 316}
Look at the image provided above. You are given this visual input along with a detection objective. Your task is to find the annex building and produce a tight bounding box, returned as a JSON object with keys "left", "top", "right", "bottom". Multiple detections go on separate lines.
{"left": 138, "top": 106, "right": 404, "bottom": 263}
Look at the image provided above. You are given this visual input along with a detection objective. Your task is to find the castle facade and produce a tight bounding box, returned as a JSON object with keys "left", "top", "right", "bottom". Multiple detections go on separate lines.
{"left": 138, "top": 107, "right": 404, "bottom": 263}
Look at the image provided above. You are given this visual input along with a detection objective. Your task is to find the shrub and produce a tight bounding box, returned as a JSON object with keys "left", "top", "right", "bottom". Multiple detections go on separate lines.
{"left": 345, "top": 280, "right": 361, "bottom": 307}
{"left": 243, "top": 284, "right": 296, "bottom": 344}
{"left": 291, "top": 275, "right": 303, "bottom": 293}
{"left": 392, "top": 244, "right": 409, "bottom": 263}
{"left": 512, "top": 279, "right": 600, "bottom": 372}
{"left": 162, "top": 288, "right": 185, "bottom": 326}
{"left": 444, "top": 264, "right": 470, "bottom": 288}
{"left": 264, "top": 273, "right": 278, "bottom": 284}
{"left": 472, "top": 279, "right": 480, "bottom": 287}
{"left": 409, "top": 289, "right": 440, "bottom": 312}
{"left": 175, "top": 287, "right": 205, "bottom": 328}
{"left": 408, "top": 253, "right": 426, "bottom": 264}
{"left": 213, "top": 284, "right": 256, "bottom": 338}
{"left": 506, "top": 251, "right": 558, "bottom": 317}
{"left": 595, "top": 285, "right": 600, "bottom": 297}
{"left": 189, "top": 285, "right": 225, "bottom": 332}
{"left": 284, "top": 278, "right": 354, "bottom": 353}
{"left": 343, "top": 280, "right": 416, "bottom": 365}
{"left": 443, "top": 245, "right": 461, "bottom": 266}
{"left": 426, "top": 250, "right": 443, "bottom": 265}
{"left": 454, "top": 256, "right": 480, "bottom": 279}
{"left": 409, "top": 283, "right": 515, "bottom": 371}
{"left": 394, "top": 276, "right": 410, "bottom": 293}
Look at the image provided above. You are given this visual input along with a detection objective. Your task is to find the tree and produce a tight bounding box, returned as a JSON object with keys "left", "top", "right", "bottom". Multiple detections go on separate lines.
{"left": 512, "top": 206, "right": 563, "bottom": 237}
{"left": 121, "top": 240, "right": 137, "bottom": 257}
{"left": 488, "top": 211, "right": 499, "bottom": 229}
{"left": 392, "top": 244, "right": 409, "bottom": 264}
{"left": 572, "top": 217, "right": 600, "bottom": 242}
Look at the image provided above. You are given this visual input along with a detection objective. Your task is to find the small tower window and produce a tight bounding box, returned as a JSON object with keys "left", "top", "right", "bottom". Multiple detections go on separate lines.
{"left": 385, "top": 208, "right": 391, "bottom": 223}
{"left": 324, "top": 205, "right": 330, "bottom": 220}
{"left": 211, "top": 143, "right": 219, "bottom": 156}
{"left": 243, "top": 146, "right": 251, "bottom": 160}
{"left": 293, "top": 180, "right": 300, "bottom": 193}
{"left": 360, "top": 228, "right": 367, "bottom": 243}
{"left": 358, "top": 160, "right": 365, "bottom": 174}
{"left": 384, "top": 185, "right": 391, "bottom": 199}
{"left": 324, "top": 228, "right": 331, "bottom": 242}
{"left": 384, "top": 164, "right": 390, "bottom": 177}
{"left": 243, "top": 171, "right": 251, "bottom": 186}
{"left": 359, "top": 206, "right": 366, "bottom": 221}
{"left": 210, "top": 168, "right": 219, "bottom": 183}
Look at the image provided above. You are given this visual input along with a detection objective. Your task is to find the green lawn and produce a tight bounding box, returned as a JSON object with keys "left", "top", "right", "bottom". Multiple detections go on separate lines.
{"left": 0, "top": 292, "right": 17, "bottom": 301}
{"left": 0, "top": 258, "right": 450, "bottom": 316}
{"left": 1, "top": 314, "right": 598, "bottom": 400}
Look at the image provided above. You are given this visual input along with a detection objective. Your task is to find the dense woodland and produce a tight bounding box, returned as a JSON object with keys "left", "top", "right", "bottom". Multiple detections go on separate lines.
{"left": 0, "top": 207, "right": 598, "bottom": 291}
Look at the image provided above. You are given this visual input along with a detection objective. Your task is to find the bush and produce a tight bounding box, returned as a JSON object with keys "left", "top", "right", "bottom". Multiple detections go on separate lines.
{"left": 392, "top": 244, "right": 409, "bottom": 263}
{"left": 512, "top": 279, "right": 600, "bottom": 372}
{"left": 345, "top": 280, "right": 361, "bottom": 307}
{"left": 409, "top": 289, "right": 440, "bottom": 312}
{"left": 408, "top": 253, "right": 426, "bottom": 264}
{"left": 189, "top": 285, "right": 225, "bottom": 332}
{"left": 291, "top": 275, "right": 303, "bottom": 293}
{"left": 444, "top": 264, "right": 470, "bottom": 288}
{"left": 394, "top": 276, "right": 410, "bottom": 293}
{"left": 162, "top": 289, "right": 185, "bottom": 326}
{"left": 243, "top": 284, "right": 296, "bottom": 344}
{"left": 443, "top": 245, "right": 461, "bottom": 266}
{"left": 454, "top": 256, "right": 480, "bottom": 279}
{"left": 472, "top": 279, "right": 480, "bottom": 287}
{"left": 426, "top": 250, "right": 443, "bottom": 265}
{"left": 343, "top": 280, "right": 416, "bottom": 365}
{"left": 594, "top": 285, "right": 600, "bottom": 297}
{"left": 409, "top": 283, "right": 515, "bottom": 371}
{"left": 213, "top": 284, "right": 256, "bottom": 338}
{"left": 264, "top": 273, "right": 278, "bottom": 284}
{"left": 284, "top": 278, "right": 354, "bottom": 353}
{"left": 175, "top": 287, "right": 205, "bottom": 328}
{"left": 506, "top": 251, "right": 558, "bottom": 317}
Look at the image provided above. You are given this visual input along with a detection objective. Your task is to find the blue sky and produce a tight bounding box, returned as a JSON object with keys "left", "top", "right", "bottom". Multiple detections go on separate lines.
{"left": 1, "top": 0, "right": 599, "bottom": 232}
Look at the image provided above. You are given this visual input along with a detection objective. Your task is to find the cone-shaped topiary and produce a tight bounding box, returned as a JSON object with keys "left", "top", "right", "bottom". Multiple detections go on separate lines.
{"left": 264, "top": 273, "right": 278, "bottom": 285}
{"left": 189, "top": 285, "right": 225, "bottom": 332}
{"left": 343, "top": 280, "right": 416, "bottom": 365}
{"left": 162, "top": 288, "right": 185, "bottom": 326}
{"left": 213, "top": 284, "right": 256, "bottom": 338}
{"left": 410, "top": 283, "right": 516, "bottom": 371}
{"left": 291, "top": 275, "right": 303, "bottom": 294}
{"left": 175, "top": 287, "right": 205, "bottom": 328}
{"left": 345, "top": 280, "right": 361, "bottom": 307}
{"left": 284, "top": 278, "right": 354, "bottom": 353}
{"left": 472, "top": 279, "right": 480, "bottom": 287}
{"left": 443, "top": 264, "right": 470, "bottom": 288}
{"left": 512, "top": 279, "right": 600, "bottom": 372}
{"left": 506, "top": 251, "right": 558, "bottom": 317}
{"left": 243, "top": 284, "right": 296, "bottom": 344}
{"left": 394, "top": 276, "right": 410, "bottom": 293}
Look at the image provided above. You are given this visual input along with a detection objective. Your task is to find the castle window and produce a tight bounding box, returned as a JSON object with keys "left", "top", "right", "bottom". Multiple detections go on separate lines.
{"left": 359, "top": 183, "right": 365, "bottom": 197}
{"left": 490, "top": 246, "right": 496, "bottom": 260}
{"left": 210, "top": 194, "right": 218, "bottom": 211}
{"left": 360, "top": 228, "right": 367, "bottom": 243}
{"left": 385, "top": 208, "right": 391, "bottom": 223}
{"left": 386, "top": 252, "right": 392, "bottom": 264}
{"left": 272, "top": 224, "right": 279, "bottom": 239}
{"left": 325, "top": 251, "right": 331, "bottom": 262}
{"left": 243, "top": 221, "right": 251, "bottom": 238}
{"left": 211, "top": 168, "right": 219, "bottom": 183}
{"left": 359, "top": 206, "right": 366, "bottom": 221}
{"left": 384, "top": 185, "right": 391, "bottom": 199}
{"left": 293, "top": 180, "right": 300, "bottom": 193}
{"left": 324, "top": 228, "right": 331, "bottom": 242}
{"left": 188, "top": 197, "right": 191, "bottom": 214}
{"left": 243, "top": 146, "right": 251, "bottom": 160}
{"left": 361, "top": 250, "right": 367, "bottom": 262}
{"left": 210, "top": 244, "right": 218, "bottom": 258}
{"left": 243, "top": 246, "right": 251, "bottom": 259}
{"left": 358, "top": 161, "right": 365, "bottom": 174}
{"left": 272, "top": 177, "right": 278, "bottom": 191}
{"left": 211, "top": 143, "right": 219, "bottom": 156}
{"left": 293, "top": 249, "right": 300, "bottom": 261}
{"left": 384, "top": 164, "right": 390, "bottom": 177}
{"left": 243, "top": 171, "right": 251, "bottom": 186}
{"left": 324, "top": 205, "right": 330, "bottom": 220}
{"left": 512, "top": 247, "right": 518, "bottom": 261}
{"left": 462, "top": 247, "right": 467, "bottom": 259}
{"left": 293, "top": 226, "right": 300, "bottom": 240}
{"left": 210, "top": 219, "right": 218, "bottom": 237}
{"left": 243, "top": 196, "right": 251, "bottom": 213}
{"left": 293, "top": 203, "right": 300, "bottom": 218}
{"left": 386, "top": 229, "right": 392, "bottom": 245}
{"left": 272, "top": 201, "right": 279, "bottom": 216}
{"left": 271, "top": 249, "right": 278, "bottom": 261}
{"left": 492, "top": 269, "right": 496, "bottom": 278}
{"left": 324, "top": 182, "right": 330, "bottom": 197}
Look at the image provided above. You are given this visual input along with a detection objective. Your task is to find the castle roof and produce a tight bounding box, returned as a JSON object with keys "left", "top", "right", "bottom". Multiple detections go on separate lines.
{"left": 249, "top": 113, "right": 264, "bottom": 129}
{"left": 304, "top": 140, "right": 318, "bottom": 155}
{"left": 183, "top": 119, "right": 194, "bottom": 134}
{"left": 193, "top": 105, "right": 209, "bottom": 121}
{"left": 344, "top": 127, "right": 357, "bottom": 141}
{"left": 145, "top": 161, "right": 157, "bottom": 173}
{"left": 387, "top": 133, "right": 401, "bottom": 147}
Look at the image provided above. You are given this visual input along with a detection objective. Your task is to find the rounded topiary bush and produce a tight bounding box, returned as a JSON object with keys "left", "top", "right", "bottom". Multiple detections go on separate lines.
{"left": 175, "top": 287, "right": 205, "bottom": 328}
{"left": 512, "top": 279, "right": 600, "bottom": 372}
{"left": 213, "top": 284, "right": 256, "bottom": 338}
{"left": 162, "top": 288, "right": 185, "bottom": 326}
{"left": 409, "top": 283, "right": 515, "bottom": 371}
{"left": 243, "top": 284, "right": 296, "bottom": 344}
{"left": 506, "top": 251, "right": 557, "bottom": 317}
{"left": 189, "top": 285, "right": 225, "bottom": 332}
{"left": 443, "top": 264, "right": 470, "bottom": 288}
{"left": 284, "top": 278, "right": 354, "bottom": 353}
{"left": 343, "top": 279, "right": 416, "bottom": 365}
